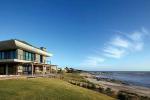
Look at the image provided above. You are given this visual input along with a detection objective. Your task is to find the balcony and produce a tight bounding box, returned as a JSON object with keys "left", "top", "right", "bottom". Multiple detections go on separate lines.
{"left": 0, "top": 54, "right": 51, "bottom": 64}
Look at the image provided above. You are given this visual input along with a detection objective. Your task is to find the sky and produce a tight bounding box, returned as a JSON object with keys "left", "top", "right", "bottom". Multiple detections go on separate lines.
{"left": 0, "top": 0, "right": 150, "bottom": 71}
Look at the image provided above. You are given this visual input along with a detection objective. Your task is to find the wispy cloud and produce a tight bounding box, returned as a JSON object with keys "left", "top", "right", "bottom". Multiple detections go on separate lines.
{"left": 110, "top": 36, "right": 130, "bottom": 48}
{"left": 104, "top": 28, "right": 148, "bottom": 58}
{"left": 81, "top": 56, "right": 105, "bottom": 67}
{"left": 81, "top": 28, "right": 149, "bottom": 67}
{"left": 104, "top": 46, "right": 126, "bottom": 58}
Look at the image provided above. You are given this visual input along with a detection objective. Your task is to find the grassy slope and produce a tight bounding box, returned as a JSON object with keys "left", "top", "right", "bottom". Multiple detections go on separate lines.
{"left": 63, "top": 72, "right": 85, "bottom": 81}
{"left": 0, "top": 78, "right": 115, "bottom": 100}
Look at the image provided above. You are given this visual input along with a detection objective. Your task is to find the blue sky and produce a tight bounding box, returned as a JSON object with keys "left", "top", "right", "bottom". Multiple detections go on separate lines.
{"left": 0, "top": 0, "right": 150, "bottom": 71}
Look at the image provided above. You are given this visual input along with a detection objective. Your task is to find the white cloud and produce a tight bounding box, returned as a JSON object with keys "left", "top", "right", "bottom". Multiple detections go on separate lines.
{"left": 110, "top": 36, "right": 130, "bottom": 48}
{"left": 104, "top": 46, "right": 126, "bottom": 58}
{"left": 128, "top": 32, "right": 143, "bottom": 41}
{"left": 80, "top": 28, "right": 149, "bottom": 67}
{"left": 81, "top": 56, "right": 105, "bottom": 66}
{"left": 104, "top": 28, "right": 149, "bottom": 58}
{"left": 127, "top": 29, "right": 148, "bottom": 51}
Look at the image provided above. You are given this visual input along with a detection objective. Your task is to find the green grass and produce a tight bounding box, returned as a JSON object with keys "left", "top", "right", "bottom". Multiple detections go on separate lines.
{"left": 0, "top": 78, "right": 115, "bottom": 100}
{"left": 63, "top": 72, "right": 86, "bottom": 82}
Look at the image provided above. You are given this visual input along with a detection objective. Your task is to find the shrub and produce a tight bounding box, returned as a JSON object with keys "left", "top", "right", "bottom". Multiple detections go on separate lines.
{"left": 98, "top": 87, "right": 104, "bottom": 93}
{"left": 117, "top": 91, "right": 140, "bottom": 100}
{"left": 76, "top": 82, "right": 80, "bottom": 86}
{"left": 71, "top": 81, "right": 76, "bottom": 85}
{"left": 87, "top": 84, "right": 92, "bottom": 89}
{"left": 140, "top": 96, "right": 150, "bottom": 100}
{"left": 91, "top": 83, "right": 96, "bottom": 89}
{"left": 117, "top": 91, "right": 128, "bottom": 100}
{"left": 81, "top": 83, "right": 87, "bottom": 88}
{"left": 105, "top": 88, "right": 112, "bottom": 94}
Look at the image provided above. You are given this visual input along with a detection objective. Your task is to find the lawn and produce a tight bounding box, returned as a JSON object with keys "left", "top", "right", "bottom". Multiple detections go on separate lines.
{"left": 63, "top": 72, "right": 86, "bottom": 81}
{"left": 0, "top": 78, "right": 115, "bottom": 100}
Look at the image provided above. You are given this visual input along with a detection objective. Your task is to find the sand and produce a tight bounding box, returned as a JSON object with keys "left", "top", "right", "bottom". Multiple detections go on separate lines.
{"left": 81, "top": 72, "right": 150, "bottom": 97}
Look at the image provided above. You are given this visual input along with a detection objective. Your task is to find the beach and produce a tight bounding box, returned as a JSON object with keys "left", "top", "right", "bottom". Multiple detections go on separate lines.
{"left": 81, "top": 72, "right": 150, "bottom": 97}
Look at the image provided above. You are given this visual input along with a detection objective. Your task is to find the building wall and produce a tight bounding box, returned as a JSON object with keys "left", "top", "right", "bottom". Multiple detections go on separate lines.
{"left": 17, "top": 65, "right": 23, "bottom": 74}
{"left": 16, "top": 49, "right": 46, "bottom": 63}
{"left": 0, "top": 48, "right": 48, "bottom": 64}
{"left": 40, "top": 47, "right": 46, "bottom": 64}
{"left": 41, "top": 55, "right": 46, "bottom": 63}
{"left": 16, "top": 49, "right": 23, "bottom": 60}
{"left": 0, "top": 40, "right": 53, "bottom": 75}
{"left": 35, "top": 54, "right": 40, "bottom": 63}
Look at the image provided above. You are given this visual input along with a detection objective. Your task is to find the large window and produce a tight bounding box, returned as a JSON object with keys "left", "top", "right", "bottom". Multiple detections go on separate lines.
{"left": 10, "top": 51, "right": 16, "bottom": 59}
{"left": 0, "top": 50, "right": 16, "bottom": 59}
{"left": 40, "top": 55, "right": 43, "bottom": 63}
{"left": 23, "top": 51, "right": 35, "bottom": 61}
{"left": 29, "top": 53, "right": 31, "bottom": 61}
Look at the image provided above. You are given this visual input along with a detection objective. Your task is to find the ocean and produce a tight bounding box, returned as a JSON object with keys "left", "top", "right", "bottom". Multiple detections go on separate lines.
{"left": 89, "top": 71, "right": 150, "bottom": 88}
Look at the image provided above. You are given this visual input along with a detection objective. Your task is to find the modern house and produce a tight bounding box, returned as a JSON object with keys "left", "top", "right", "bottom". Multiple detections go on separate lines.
{"left": 0, "top": 39, "right": 57, "bottom": 76}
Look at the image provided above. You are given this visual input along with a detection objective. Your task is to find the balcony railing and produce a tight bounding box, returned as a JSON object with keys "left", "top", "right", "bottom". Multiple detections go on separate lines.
{"left": 0, "top": 54, "right": 51, "bottom": 64}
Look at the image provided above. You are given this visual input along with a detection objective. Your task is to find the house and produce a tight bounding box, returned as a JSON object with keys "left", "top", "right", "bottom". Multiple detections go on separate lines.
{"left": 0, "top": 39, "right": 57, "bottom": 76}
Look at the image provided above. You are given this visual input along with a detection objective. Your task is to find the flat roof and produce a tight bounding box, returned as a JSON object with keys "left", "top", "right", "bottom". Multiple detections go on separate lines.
{"left": 0, "top": 39, "right": 52, "bottom": 57}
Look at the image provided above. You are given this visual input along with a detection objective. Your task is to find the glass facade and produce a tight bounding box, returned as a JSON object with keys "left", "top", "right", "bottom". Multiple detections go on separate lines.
{"left": 23, "top": 51, "right": 35, "bottom": 61}
{"left": 0, "top": 49, "right": 44, "bottom": 63}
{"left": 0, "top": 50, "right": 16, "bottom": 59}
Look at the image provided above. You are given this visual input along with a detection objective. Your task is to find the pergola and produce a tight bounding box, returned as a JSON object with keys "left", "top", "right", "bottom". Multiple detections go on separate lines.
{"left": 29, "top": 62, "right": 58, "bottom": 76}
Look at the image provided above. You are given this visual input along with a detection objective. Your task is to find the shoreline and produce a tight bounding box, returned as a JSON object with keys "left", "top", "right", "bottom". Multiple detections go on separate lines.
{"left": 80, "top": 72, "right": 150, "bottom": 97}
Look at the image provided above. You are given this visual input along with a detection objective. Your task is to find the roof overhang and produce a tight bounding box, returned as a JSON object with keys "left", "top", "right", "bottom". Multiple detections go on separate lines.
{"left": 0, "top": 39, "right": 52, "bottom": 57}
{"left": 14, "top": 40, "right": 52, "bottom": 57}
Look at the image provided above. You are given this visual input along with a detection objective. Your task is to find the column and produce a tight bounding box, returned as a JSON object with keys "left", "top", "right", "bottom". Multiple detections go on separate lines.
{"left": 6, "top": 64, "right": 8, "bottom": 75}
{"left": 31, "top": 63, "right": 34, "bottom": 76}
{"left": 56, "top": 66, "right": 57, "bottom": 74}
{"left": 49, "top": 66, "right": 51, "bottom": 74}
{"left": 43, "top": 65, "right": 45, "bottom": 76}
{"left": 50, "top": 65, "right": 51, "bottom": 73}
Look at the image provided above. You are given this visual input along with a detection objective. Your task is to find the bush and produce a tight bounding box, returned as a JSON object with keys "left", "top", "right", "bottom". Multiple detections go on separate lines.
{"left": 98, "top": 87, "right": 104, "bottom": 93}
{"left": 82, "top": 83, "right": 87, "bottom": 88}
{"left": 140, "top": 96, "right": 150, "bottom": 100}
{"left": 117, "top": 91, "right": 128, "bottom": 100}
{"left": 105, "top": 88, "right": 112, "bottom": 94}
{"left": 117, "top": 91, "right": 140, "bottom": 100}
{"left": 91, "top": 83, "right": 96, "bottom": 89}
{"left": 87, "top": 84, "right": 92, "bottom": 89}
{"left": 76, "top": 82, "right": 80, "bottom": 86}
{"left": 70, "top": 80, "right": 76, "bottom": 85}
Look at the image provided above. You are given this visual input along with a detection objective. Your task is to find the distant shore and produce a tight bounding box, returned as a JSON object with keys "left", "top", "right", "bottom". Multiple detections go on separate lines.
{"left": 80, "top": 72, "right": 150, "bottom": 97}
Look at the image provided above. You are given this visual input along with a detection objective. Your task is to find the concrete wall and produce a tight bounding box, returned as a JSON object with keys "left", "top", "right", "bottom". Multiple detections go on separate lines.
{"left": 16, "top": 49, "right": 23, "bottom": 60}
{"left": 16, "top": 49, "right": 48, "bottom": 64}
{"left": 35, "top": 54, "right": 40, "bottom": 63}
{"left": 17, "top": 65, "right": 23, "bottom": 75}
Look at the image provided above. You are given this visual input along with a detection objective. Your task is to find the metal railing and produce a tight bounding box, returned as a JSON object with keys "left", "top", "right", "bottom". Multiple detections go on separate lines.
{"left": 0, "top": 54, "right": 51, "bottom": 64}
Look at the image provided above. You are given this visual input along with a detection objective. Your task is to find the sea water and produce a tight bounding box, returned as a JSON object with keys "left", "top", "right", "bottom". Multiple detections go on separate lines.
{"left": 90, "top": 71, "right": 150, "bottom": 88}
